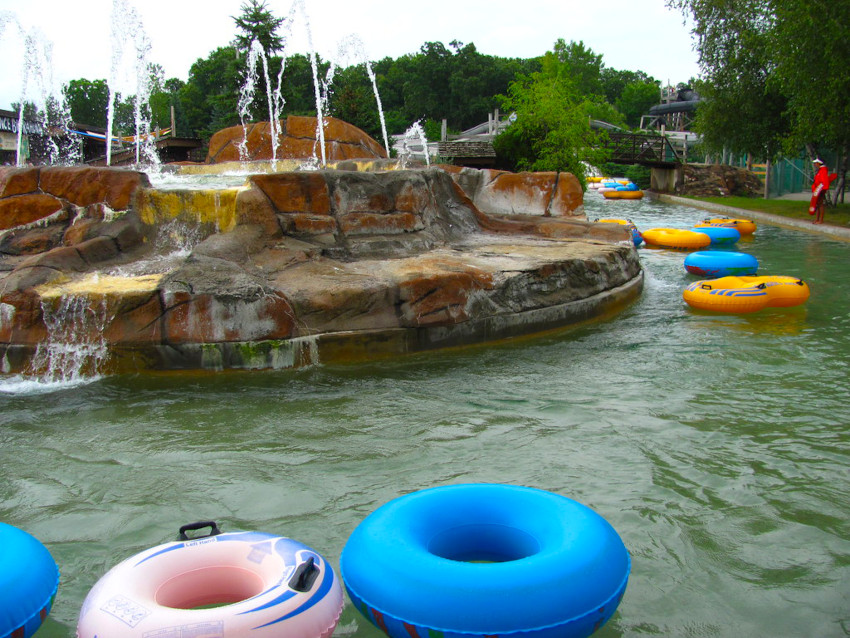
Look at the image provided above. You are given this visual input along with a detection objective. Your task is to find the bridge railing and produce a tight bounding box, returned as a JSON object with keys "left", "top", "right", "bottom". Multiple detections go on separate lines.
{"left": 602, "top": 132, "right": 682, "bottom": 167}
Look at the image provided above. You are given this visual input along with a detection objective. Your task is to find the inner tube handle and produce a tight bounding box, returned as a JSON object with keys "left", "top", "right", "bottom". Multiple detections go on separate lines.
{"left": 179, "top": 521, "right": 222, "bottom": 540}
{"left": 289, "top": 556, "right": 320, "bottom": 592}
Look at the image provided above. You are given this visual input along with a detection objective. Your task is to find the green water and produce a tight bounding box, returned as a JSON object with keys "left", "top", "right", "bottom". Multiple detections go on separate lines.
{"left": 2, "top": 195, "right": 848, "bottom": 637}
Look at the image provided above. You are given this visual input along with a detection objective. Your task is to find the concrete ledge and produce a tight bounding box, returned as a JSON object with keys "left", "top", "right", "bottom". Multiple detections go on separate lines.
{"left": 654, "top": 193, "right": 850, "bottom": 242}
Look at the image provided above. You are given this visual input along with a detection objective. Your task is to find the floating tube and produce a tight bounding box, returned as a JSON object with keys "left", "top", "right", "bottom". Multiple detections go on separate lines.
{"left": 690, "top": 225, "right": 741, "bottom": 245}
{"left": 698, "top": 218, "right": 757, "bottom": 234}
{"left": 603, "top": 189, "right": 644, "bottom": 200}
{"left": 597, "top": 218, "right": 643, "bottom": 246}
{"left": 77, "top": 522, "right": 343, "bottom": 638}
{"left": 0, "top": 523, "right": 59, "bottom": 638}
{"left": 341, "top": 484, "right": 630, "bottom": 638}
{"left": 643, "top": 228, "right": 711, "bottom": 250}
{"left": 684, "top": 251, "right": 759, "bottom": 277}
{"left": 683, "top": 275, "right": 810, "bottom": 313}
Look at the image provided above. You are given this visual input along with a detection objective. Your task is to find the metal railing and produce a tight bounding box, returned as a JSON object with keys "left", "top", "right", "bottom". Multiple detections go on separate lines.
{"left": 603, "top": 133, "right": 682, "bottom": 167}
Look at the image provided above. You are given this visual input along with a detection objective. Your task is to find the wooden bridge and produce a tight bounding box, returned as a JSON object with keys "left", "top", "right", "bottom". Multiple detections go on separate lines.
{"left": 601, "top": 132, "right": 683, "bottom": 168}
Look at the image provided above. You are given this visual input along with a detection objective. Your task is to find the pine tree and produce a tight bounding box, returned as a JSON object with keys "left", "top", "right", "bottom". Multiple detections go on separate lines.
{"left": 232, "top": 0, "right": 285, "bottom": 55}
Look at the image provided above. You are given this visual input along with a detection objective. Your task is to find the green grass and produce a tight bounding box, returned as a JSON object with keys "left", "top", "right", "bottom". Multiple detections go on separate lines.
{"left": 683, "top": 195, "right": 850, "bottom": 227}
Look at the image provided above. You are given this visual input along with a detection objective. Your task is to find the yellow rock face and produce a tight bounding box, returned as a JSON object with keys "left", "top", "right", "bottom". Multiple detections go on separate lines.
{"left": 36, "top": 273, "right": 164, "bottom": 300}
{"left": 136, "top": 188, "right": 241, "bottom": 232}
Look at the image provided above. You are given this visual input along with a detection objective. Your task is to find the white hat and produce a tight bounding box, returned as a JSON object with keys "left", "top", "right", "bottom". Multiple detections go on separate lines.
{"left": 813, "top": 158, "right": 824, "bottom": 165}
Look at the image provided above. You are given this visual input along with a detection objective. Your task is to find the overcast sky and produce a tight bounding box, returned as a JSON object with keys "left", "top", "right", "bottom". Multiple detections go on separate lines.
{"left": 0, "top": 0, "right": 700, "bottom": 113}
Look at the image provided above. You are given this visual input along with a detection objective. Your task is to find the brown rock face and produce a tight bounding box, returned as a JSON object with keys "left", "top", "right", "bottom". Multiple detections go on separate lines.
{"left": 0, "top": 166, "right": 150, "bottom": 231}
{"left": 436, "top": 167, "right": 585, "bottom": 218}
{"left": 0, "top": 168, "right": 40, "bottom": 197}
{"left": 206, "top": 115, "right": 387, "bottom": 164}
{"left": 38, "top": 166, "right": 150, "bottom": 210}
{"left": 0, "top": 194, "right": 64, "bottom": 230}
{"left": 0, "top": 160, "right": 640, "bottom": 375}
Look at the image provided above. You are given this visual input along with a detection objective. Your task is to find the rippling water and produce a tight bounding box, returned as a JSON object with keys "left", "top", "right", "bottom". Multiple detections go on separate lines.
{"left": 2, "top": 194, "right": 848, "bottom": 637}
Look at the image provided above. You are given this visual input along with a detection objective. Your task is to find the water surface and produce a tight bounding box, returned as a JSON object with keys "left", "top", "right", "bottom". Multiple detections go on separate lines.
{"left": 2, "top": 193, "right": 848, "bottom": 637}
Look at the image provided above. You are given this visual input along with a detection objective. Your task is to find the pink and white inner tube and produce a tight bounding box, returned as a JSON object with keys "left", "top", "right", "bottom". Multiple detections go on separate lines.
{"left": 76, "top": 522, "right": 343, "bottom": 638}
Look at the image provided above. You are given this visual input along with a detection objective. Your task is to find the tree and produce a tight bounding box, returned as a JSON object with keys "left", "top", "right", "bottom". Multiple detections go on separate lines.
{"left": 668, "top": 0, "right": 849, "bottom": 198}
{"left": 493, "top": 50, "right": 609, "bottom": 183}
{"left": 552, "top": 39, "right": 604, "bottom": 98}
{"left": 328, "top": 64, "right": 381, "bottom": 140}
{"left": 63, "top": 79, "right": 110, "bottom": 127}
{"left": 278, "top": 53, "right": 325, "bottom": 115}
{"left": 771, "top": 0, "right": 850, "bottom": 199}
{"left": 232, "top": 0, "right": 286, "bottom": 55}
{"left": 601, "top": 68, "right": 656, "bottom": 105}
{"left": 178, "top": 47, "right": 242, "bottom": 139}
{"left": 615, "top": 80, "right": 662, "bottom": 128}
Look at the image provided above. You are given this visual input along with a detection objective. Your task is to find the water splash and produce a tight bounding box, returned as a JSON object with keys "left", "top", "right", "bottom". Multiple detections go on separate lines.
{"left": 29, "top": 295, "right": 112, "bottom": 384}
{"left": 283, "top": 0, "right": 327, "bottom": 166}
{"left": 0, "top": 11, "right": 80, "bottom": 166}
{"left": 400, "top": 120, "right": 431, "bottom": 167}
{"left": 328, "top": 34, "right": 390, "bottom": 157}
{"left": 238, "top": 39, "right": 284, "bottom": 165}
{"left": 107, "top": 0, "right": 158, "bottom": 169}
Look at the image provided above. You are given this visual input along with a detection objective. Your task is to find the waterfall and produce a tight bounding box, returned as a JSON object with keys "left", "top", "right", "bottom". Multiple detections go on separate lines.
{"left": 30, "top": 294, "right": 112, "bottom": 384}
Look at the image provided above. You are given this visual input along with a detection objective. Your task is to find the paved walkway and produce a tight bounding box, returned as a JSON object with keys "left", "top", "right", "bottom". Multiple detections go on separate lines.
{"left": 653, "top": 193, "right": 850, "bottom": 242}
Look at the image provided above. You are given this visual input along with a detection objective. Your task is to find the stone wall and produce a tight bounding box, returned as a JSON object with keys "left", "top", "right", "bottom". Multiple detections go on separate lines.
{"left": 677, "top": 164, "right": 764, "bottom": 197}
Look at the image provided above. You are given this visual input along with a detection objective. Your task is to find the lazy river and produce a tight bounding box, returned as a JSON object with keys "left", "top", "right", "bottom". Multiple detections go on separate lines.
{"left": 1, "top": 193, "right": 848, "bottom": 638}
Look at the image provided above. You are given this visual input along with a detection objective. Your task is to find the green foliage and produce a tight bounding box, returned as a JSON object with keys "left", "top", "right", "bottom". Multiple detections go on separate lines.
{"left": 56, "top": 32, "right": 680, "bottom": 165}
{"left": 493, "top": 61, "right": 609, "bottom": 184}
{"left": 327, "top": 64, "right": 381, "bottom": 139}
{"left": 178, "top": 46, "right": 242, "bottom": 139}
{"left": 624, "top": 164, "right": 652, "bottom": 189}
{"left": 583, "top": 99, "right": 627, "bottom": 129}
{"left": 668, "top": 0, "right": 850, "bottom": 162}
{"left": 63, "top": 79, "right": 110, "bottom": 127}
{"left": 771, "top": 0, "right": 850, "bottom": 154}
{"left": 280, "top": 54, "right": 327, "bottom": 115}
{"left": 552, "top": 39, "right": 604, "bottom": 97}
{"left": 371, "top": 42, "right": 539, "bottom": 135}
{"left": 232, "top": 0, "right": 286, "bottom": 55}
{"left": 616, "top": 81, "right": 661, "bottom": 128}
{"left": 9, "top": 101, "right": 39, "bottom": 120}
{"left": 601, "top": 68, "right": 657, "bottom": 105}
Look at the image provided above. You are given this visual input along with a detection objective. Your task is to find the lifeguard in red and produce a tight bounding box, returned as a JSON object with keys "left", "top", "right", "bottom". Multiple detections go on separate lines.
{"left": 809, "top": 158, "right": 837, "bottom": 224}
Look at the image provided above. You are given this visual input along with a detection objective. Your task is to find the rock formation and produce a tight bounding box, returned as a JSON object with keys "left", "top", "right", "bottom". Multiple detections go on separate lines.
{"left": 206, "top": 115, "right": 388, "bottom": 164}
{"left": 0, "top": 126, "right": 642, "bottom": 377}
{"left": 677, "top": 164, "right": 764, "bottom": 197}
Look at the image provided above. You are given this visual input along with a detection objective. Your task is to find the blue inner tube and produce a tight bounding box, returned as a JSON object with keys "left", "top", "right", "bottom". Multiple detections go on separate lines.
{"left": 630, "top": 226, "right": 644, "bottom": 247}
{"left": 684, "top": 251, "right": 759, "bottom": 277}
{"left": 341, "top": 484, "right": 630, "bottom": 638}
{"left": 0, "top": 523, "right": 60, "bottom": 638}
{"left": 690, "top": 226, "right": 741, "bottom": 245}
